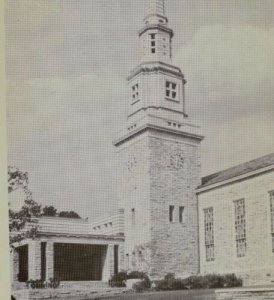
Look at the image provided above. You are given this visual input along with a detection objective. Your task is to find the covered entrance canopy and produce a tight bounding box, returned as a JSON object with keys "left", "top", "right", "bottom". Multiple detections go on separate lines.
{"left": 11, "top": 233, "right": 124, "bottom": 286}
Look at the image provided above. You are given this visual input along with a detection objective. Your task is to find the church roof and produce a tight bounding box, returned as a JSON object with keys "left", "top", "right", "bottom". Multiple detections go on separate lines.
{"left": 200, "top": 152, "right": 274, "bottom": 188}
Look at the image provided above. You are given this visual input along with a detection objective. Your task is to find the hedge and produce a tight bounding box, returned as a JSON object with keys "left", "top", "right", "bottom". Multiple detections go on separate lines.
{"left": 155, "top": 273, "right": 242, "bottom": 291}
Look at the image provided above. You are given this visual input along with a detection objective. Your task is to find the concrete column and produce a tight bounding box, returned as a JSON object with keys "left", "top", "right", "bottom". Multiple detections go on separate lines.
{"left": 102, "top": 244, "right": 114, "bottom": 282}
{"left": 11, "top": 248, "right": 19, "bottom": 284}
{"left": 118, "top": 244, "right": 125, "bottom": 272}
{"left": 46, "top": 241, "right": 54, "bottom": 280}
{"left": 28, "top": 241, "right": 41, "bottom": 280}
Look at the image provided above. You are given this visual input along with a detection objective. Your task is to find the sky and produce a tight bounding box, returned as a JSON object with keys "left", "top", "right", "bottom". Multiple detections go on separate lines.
{"left": 6, "top": 0, "right": 274, "bottom": 219}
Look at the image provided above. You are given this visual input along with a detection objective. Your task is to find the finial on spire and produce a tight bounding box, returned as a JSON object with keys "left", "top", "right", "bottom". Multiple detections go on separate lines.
{"left": 144, "top": 0, "right": 168, "bottom": 25}
{"left": 146, "top": 0, "right": 165, "bottom": 17}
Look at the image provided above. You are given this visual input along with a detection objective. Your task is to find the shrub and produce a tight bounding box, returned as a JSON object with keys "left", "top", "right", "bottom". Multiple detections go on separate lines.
{"left": 164, "top": 273, "right": 175, "bottom": 281}
{"left": 156, "top": 273, "right": 186, "bottom": 291}
{"left": 223, "top": 273, "right": 243, "bottom": 288}
{"left": 127, "top": 271, "right": 147, "bottom": 280}
{"left": 128, "top": 271, "right": 151, "bottom": 289}
{"left": 205, "top": 274, "right": 225, "bottom": 288}
{"left": 109, "top": 271, "right": 127, "bottom": 287}
{"left": 155, "top": 273, "right": 242, "bottom": 291}
{"left": 132, "top": 280, "right": 150, "bottom": 293}
{"left": 183, "top": 274, "right": 224, "bottom": 289}
{"left": 109, "top": 271, "right": 151, "bottom": 289}
{"left": 111, "top": 272, "right": 242, "bottom": 291}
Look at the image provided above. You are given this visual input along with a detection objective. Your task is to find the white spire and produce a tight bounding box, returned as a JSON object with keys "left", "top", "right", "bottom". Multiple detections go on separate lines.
{"left": 146, "top": 0, "right": 165, "bottom": 17}
{"left": 143, "top": 0, "right": 168, "bottom": 26}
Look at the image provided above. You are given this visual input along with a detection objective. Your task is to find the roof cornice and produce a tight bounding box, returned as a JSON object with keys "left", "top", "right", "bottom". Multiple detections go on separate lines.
{"left": 138, "top": 23, "right": 173, "bottom": 37}
{"left": 197, "top": 164, "right": 274, "bottom": 194}
{"left": 37, "top": 231, "right": 125, "bottom": 241}
{"left": 127, "top": 61, "right": 185, "bottom": 81}
{"left": 113, "top": 122, "right": 204, "bottom": 147}
{"left": 143, "top": 13, "right": 168, "bottom": 23}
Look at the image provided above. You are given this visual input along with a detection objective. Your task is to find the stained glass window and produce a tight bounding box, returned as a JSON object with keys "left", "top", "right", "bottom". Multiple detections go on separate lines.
{"left": 234, "top": 199, "right": 246, "bottom": 257}
{"left": 204, "top": 207, "right": 214, "bottom": 261}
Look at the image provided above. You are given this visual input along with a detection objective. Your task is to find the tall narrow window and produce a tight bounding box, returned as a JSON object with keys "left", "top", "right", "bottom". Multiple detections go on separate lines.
{"left": 138, "top": 251, "right": 142, "bottom": 268}
{"left": 270, "top": 191, "right": 274, "bottom": 251}
{"left": 150, "top": 34, "right": 156, "bottom": 54}
{"left": 169, "top": 205, "right": 174, "bottom": 222}
{"left": 204, "top": 207, "right": 214, "bottom": 261}
{"left": 132, "top": 251, "right": 136, "bottom": 268}
{"left": 166, "top": 81, "right": 178, "bottom": 100}
{"left": 125, "top": 253, "right": 129, "bottom": 270}
{"left": 234, "top": 199, "right": 246, "bottom": 257}
{"left": 131, "top": 208, "right": 135, "bottom": 226}
{"left": 179, "top": 206, "right": 184, "bottom": 223}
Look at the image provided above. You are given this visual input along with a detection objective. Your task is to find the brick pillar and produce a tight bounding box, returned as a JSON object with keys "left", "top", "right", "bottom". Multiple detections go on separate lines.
{"left": 102, "top": 244, "right": 114, "bottom": 282}
{"left": 28, "top": 241, "right": 41, "bottom": 280}
{"left": 46, "top": 241, "right": 54, "bottom": 280}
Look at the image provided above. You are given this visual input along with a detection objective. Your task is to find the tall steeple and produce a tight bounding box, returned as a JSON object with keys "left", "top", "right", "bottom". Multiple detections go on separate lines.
{"left": 114, "top": 0, "right": 203, "bottom": 279}
{"left": 118, "top": 0, "right": 197, "bottom": 136}
{"left": 113, "top": 0, "right": 202, "bottom": 141}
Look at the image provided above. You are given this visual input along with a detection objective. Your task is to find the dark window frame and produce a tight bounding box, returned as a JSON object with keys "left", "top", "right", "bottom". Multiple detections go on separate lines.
{"left": 169, "top": 205, "right": 174, "bottom": 222}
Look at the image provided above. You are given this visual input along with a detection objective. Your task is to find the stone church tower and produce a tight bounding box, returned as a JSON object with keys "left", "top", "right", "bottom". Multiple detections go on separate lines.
{"left": 114, "top": 0, "right": 203, "bottom": 278}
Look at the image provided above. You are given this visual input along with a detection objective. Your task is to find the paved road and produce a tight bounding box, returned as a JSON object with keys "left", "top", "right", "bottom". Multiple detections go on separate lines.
{"left": 49, "top": 289, "right": 216, "bottom": 300}
{"left": 99, "top": 289, "right": 216, "bottom": 300}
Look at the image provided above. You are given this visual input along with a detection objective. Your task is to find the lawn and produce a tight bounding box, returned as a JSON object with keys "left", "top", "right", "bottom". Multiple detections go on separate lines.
{"left": 99, "top": 289, "right": 216, "bottom": 300}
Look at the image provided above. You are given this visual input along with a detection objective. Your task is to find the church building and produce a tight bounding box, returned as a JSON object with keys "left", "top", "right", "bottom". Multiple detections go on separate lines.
{"left": 10, "top": 0, "right": 274, "bottom": 289}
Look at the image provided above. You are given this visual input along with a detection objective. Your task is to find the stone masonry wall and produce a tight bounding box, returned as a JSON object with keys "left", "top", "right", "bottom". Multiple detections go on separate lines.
{"left": 116, "top": 129, "right": 202, "bottom": 278}
{"left": 149, "top": 130, "right": 201, "bottom": 278}
{"left": 198, "top": 170, "right": 274, "bottom": 286}
{"left": 116, "top": 132, "right": 152, "bottom": 271}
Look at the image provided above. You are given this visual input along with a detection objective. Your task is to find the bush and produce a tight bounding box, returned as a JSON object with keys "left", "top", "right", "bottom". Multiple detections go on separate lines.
{"left": 132, "top": 280, "right": 150, "bottom": 293}
{"left": 109, "top": 271, "right": 127, "bottom": 287}
{"left": 223, "top": 273, "right": 243, "bottom": 288}
{"left": 205, "top": 274, "right": 225, "bottom": 288}
{"left": 155, "top": 273, "right": 242, "bottom": 291}
{"left": 109, "top": 271, "right": 151, "bottom": 289}
{"left": 127, "top": 271, "right": 151, "bottom": 288}
{"left": 156, "top": 273, "right": 186, "bottom": 291}
{"left": 183, "top": 274, "right": 225, "bottom": 289}
{"left": 110, "top": 272, "right": 242, "bottom": 291}
{"left": 127, "top": 271, "right": 147, "bottom": 280}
